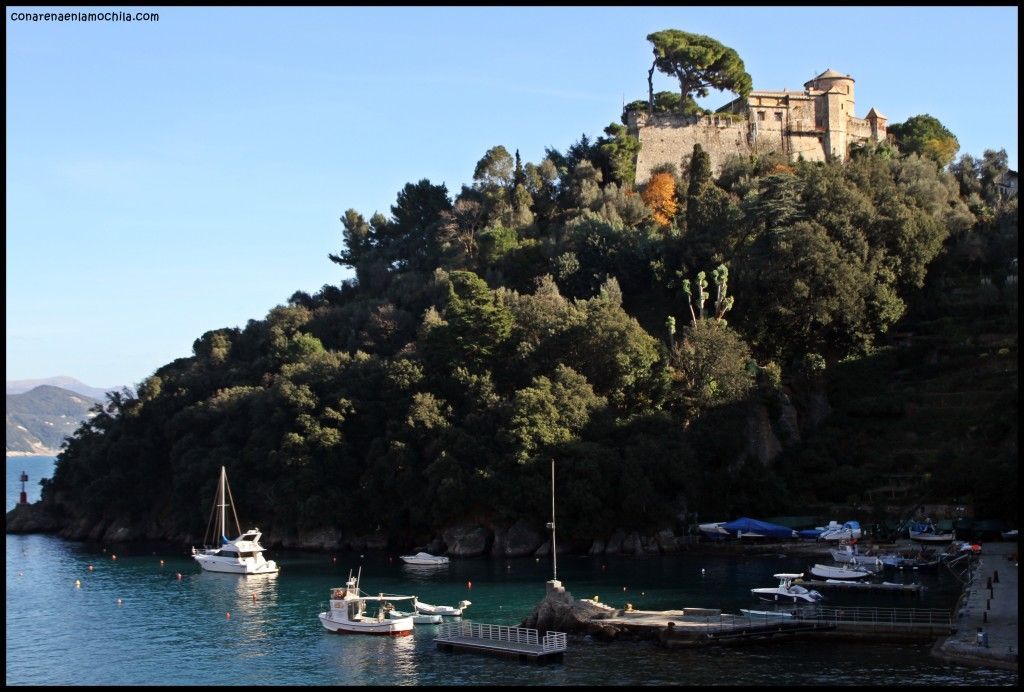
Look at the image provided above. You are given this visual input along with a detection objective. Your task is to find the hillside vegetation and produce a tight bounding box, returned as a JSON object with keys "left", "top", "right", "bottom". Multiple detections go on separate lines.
{"left": 33, "top": 38, "right": 1018, "bottom": 546}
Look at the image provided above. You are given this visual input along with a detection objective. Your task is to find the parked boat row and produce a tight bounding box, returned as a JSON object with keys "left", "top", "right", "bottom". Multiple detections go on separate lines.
{"left": 698, "top": 517, "right": 864, "bottom": 542}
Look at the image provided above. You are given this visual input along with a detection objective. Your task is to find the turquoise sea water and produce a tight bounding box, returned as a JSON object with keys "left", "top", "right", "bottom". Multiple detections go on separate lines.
{"left": 5, "top": 458, "right": 1017, "bottom": 686}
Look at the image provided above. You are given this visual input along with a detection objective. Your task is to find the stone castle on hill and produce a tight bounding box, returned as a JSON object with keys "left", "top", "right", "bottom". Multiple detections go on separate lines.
{"left": 628, "top": 68, "right": 888, "bottom": 183}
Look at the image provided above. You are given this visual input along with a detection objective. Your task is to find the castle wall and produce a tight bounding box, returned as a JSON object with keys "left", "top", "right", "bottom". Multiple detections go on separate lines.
{"left": 847, "top": 117, "right": 874, "bottom": 141}
{"left": 632, "top": 113, "right": 762, "bottom": 184}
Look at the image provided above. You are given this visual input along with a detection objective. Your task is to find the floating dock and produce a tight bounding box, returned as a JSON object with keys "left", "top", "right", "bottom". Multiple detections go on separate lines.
{"left": 598, "top": 605, "right": 952, "bottom": 647}
{"left": 435, "top": 621, "right": 567, "bottom": 663}
{"left": 799, "top": 580, "right": 926, "bottom": 594}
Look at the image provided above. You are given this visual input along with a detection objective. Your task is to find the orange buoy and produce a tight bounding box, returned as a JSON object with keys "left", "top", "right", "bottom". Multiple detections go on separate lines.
{"left": 467, "top": 581, "right": 472, "bottom": 589}
{"left": 112, "top": 555, "right": 117, "bottom": 560}
{"left": 226, "top": 612, "right": 231, "bottom": 620}
{"left": 252, "top": 593, "right": 257, "bottom": 602}
{"left": 88, "top": 565, "right": 94, "bottom": 571}
{"left": 160, "top": 560, "right": 165, "bottom": 566}
{"left": 176, "top": 573, "right": 183, "bottom": 580}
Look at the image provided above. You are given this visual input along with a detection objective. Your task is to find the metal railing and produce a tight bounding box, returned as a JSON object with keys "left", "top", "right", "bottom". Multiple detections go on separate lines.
{"left": 812, "top": 605, "right": 952, "bottom": 628}
{"left": 697, "top": 605, "right": 951, "bottom": 632}
{"left": 542, "top": 631, "right": 568, "bottom": 652}
{"left": 437, "top": 621, "right": 567, "bottom": 652}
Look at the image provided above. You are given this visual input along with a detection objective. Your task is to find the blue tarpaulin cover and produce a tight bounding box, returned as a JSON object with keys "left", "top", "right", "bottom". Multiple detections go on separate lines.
{"left": 721, "top": 517, "right": 798, "bottom": 539}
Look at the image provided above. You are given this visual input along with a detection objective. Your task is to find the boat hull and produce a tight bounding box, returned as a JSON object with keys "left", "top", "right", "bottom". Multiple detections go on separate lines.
{"left": 909, "top": 533, "right": 955, "bottom": 544}
{"left": 319, "top": 613, "right": 413, "bottom": 636}
{"left": 750, "top": 590, "right": 818, "bottom": 604}
{"left": 809, "top": 565, "right": 870, "bottom": 580}
{"left": 194, "top": 555, "right": 279, "bottom": 575}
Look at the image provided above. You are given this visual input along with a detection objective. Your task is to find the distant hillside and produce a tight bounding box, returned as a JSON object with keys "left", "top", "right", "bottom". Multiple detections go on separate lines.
{"left": 6, "top": 377, "right": 118, "bottom": 401}
{"left": 6, "top": 386, "right": 99, "bottom": 455}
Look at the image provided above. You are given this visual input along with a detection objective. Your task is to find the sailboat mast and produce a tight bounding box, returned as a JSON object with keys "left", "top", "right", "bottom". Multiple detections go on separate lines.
{"left": 220, "top": 466, "right": 227, "bottom": 542}
{"left": 551, "top": 458, "right": 557, "bottom": 582}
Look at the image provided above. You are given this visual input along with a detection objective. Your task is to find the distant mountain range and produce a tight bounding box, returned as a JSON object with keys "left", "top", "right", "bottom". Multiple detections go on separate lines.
{"left": 6, "top": 385, "right": 100, "bottom": 456}
{"left": 6, "top": 376, "right": 120, "bottom": 401}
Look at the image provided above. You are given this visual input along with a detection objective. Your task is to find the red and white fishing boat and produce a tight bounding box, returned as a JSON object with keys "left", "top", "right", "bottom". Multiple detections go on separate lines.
{"left": 319, "top": 569, "right": 415, "bottom": 636}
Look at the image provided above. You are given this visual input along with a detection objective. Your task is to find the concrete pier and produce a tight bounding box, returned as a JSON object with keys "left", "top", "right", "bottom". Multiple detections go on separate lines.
{"left": 932, "top": 541, "right": 1018, "bottom": 671}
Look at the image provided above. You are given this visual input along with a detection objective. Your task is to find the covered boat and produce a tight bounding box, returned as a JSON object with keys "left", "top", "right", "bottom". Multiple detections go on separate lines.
{"left": 721, "top": 517, "right": 798, "bottom": 540}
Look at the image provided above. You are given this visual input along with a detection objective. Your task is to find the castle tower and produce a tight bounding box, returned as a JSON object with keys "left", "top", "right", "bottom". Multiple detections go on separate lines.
{"left": 805, "top": 69, "right": 855, "bottom": 161}
{"left": 865, "top": 107, "right": 888, "bottom": 143}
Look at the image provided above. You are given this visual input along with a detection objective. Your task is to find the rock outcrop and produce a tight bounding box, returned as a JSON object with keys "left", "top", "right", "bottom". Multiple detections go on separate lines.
{"left": 5, "top": 503, "right": 63, "bottom": 533}
{"left": 442, "top": 523, "right": 490, "bottom": 557}
{"left": 519, "top": 585, "right": 619, "bottom": 639}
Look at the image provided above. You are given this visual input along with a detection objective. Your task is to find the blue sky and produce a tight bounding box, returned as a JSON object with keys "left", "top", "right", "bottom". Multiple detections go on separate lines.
{"left": 6, "top": 6, "right": 1018, "bottom": 388}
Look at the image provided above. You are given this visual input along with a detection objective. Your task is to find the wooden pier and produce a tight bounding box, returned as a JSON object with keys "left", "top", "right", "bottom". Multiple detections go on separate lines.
{"left": 435, "top": 621, "right": 567, "bottom": 663}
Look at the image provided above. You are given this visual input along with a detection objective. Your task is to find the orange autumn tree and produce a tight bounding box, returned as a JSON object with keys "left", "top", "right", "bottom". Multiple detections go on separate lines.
{"left": 641, "top": 171, "right": 678, "bottom": 227}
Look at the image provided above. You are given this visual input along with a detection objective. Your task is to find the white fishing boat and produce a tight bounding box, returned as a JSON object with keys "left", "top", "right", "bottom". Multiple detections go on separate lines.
{"left": 191, "top": 466, "right": 278, "bottom": 575}
{"left": 319, "top": 569, "right": 415, "bottom": 636}
{"left": 399, "top": 552, "right": 450, "bottom": 566}
{"left": 809, "top": 563, "right": 872, "bottom": 580}
{"left": 413, "top": 598, "right": 472, "bottom": 616}
{"left": 750, "top": 573, "right": 823, "bottom": 604}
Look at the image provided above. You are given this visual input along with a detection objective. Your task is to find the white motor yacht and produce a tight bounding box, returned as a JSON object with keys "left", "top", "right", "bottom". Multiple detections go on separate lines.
{"left": 750, "top": 573, "right": 823, "bottom": 604}
{"left": 191, "top": 466, "right": 278, "bottom": 575}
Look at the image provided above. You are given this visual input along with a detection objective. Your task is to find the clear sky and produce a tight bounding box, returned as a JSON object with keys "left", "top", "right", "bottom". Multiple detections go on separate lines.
{"left": 6, "top": 6, "right": 1018, "bottom": 389}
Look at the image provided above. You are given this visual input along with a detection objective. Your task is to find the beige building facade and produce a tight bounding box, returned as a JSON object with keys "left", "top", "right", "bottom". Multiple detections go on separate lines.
{"left": 628, "top": 69, "right": 888, "bottom": 184}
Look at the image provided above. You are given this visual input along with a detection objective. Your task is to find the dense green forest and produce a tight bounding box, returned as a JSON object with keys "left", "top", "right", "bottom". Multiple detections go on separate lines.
{"left": 39, "top": 35, "right": 1018, "bottom": 546}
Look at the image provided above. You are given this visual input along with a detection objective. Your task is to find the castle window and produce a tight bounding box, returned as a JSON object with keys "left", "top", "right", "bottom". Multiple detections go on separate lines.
{"left": 757, "top": 111, "right": 765, "bottom": 122}
{"left": 774, "top": 112, "right": 783, "bottom": 122}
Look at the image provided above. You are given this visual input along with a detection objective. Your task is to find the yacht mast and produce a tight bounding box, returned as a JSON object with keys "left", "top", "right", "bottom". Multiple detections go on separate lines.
{"left": 220, "top": 466, "right": 227, "bottom": 543}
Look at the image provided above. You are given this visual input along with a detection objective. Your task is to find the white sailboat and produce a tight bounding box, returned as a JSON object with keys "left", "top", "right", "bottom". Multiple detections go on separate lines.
{"left": 191, "top": 466, "right": 278, "bottom": 575}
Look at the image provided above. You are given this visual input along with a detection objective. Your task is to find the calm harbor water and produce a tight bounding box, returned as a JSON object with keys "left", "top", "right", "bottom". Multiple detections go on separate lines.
{"left": 5, "top": 457, "right": 1017, "bottom": 686}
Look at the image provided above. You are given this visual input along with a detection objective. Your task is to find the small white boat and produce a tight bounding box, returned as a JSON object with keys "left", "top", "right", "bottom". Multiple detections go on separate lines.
{"left": 399, "top": 552, "right": 450, "bottom": 565}
{"left": 413, "top": 598, "right": 472, "bottom": 616}
{"left": 809, "top": 563, "right": 872, "bottom": 580}
{"left": 740, "top": 609, "right": 794, "bottom": 618}
{"left": 698, "top": 521, "right": 730, "bottom": 537}
{"left": 385, "top": 608, "right": 442, "bottom": 625}
{"left": 319, "top": 569, "right": 415, "bottom": 636}
{"left": 829, "top": 544, "right": 885, "bottom": 568}
{"left": 819, "top": 521, "right": 862, "bottom": 542}
{"left": 750, "top": 573, "right": 823, "bottom": 604}
{"left": 191, "top": 466, "right": 278, "bottom": 575}
{"left": 907, "top": 519, "right": 955, "bottom": 544}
